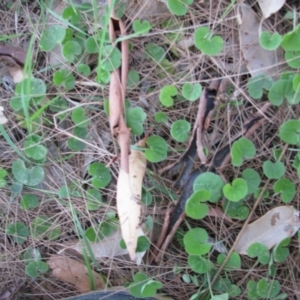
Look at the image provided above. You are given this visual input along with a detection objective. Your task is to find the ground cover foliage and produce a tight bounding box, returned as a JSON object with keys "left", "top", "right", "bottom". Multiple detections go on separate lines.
{"left": 0, "top": 0, "right": 300, "bottom": 299}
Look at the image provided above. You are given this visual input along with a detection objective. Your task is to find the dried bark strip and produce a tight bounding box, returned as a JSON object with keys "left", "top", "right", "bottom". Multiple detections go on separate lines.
{"left": 107, "top": 1, "right": 143, "bottom": 261}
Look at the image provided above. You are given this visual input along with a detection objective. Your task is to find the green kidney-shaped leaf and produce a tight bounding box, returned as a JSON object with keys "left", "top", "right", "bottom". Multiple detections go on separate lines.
{"left": 281, "top": 25, "right": 300, "bottom": 51}
{"left": 132, "top": 20, "right": 151, "bottom": 34}
{"left": 141, "top": 279, "right": 163, "bottom": 297}
{"left": 259, "top": 31, "right": 282, "bottom": 50}
{"left": 86, "top": 188, "right": 102, "bottom": 211}
{"left": 231, "top": 138, "right": 256, "bottom": 167}
{"left": 25, "top": 261, "right": 49, "bottom": 278}
{"left": 100, "top": 45, "right": 121, "bottom": 72}
{"left": 184, "top": 228, "right": 211, "bottom": 255}
{"left": 85, "top": 36, "right": 98, "bottom": 54}
{"left": 210, "top": 293, "right": 229, "bottom": 300}
{"left": 194, "top": 27, "right": 224, "bottom": 56}
{"left": 242, "top": 168, "right": 261, "bottom": 194}
{"left": 62, "top": 5, "right": 81, "bottom": 24}
{"left": 247, "top": 74, "right": 273, "bottom": 99}
{"left": 30, "top": 215, "right": 51, "bottom": 238}
{"left": 136, "top": 236, "right": 151, "bottom": 253}
{"left": 285, "top": 51, "right": 300, "bottom": 68}
{"left": 53, "top": 69, "right": 75, "bottom": 90}
{"left": 144, "top": 43, "right": 166, "bottom": 61}
{"left": 145, "top": 135, "right": 168, "bottom": 162}
{"left": 274, "top": 178, "right": 296, "bottom": 203}
{"left": 217, "top": 252, "right": 241, "bottom": 271}
{"left": 171, "top": 120, "right": 191, "bottom": 142}
{"left": 39, "top": 25, "right": 66, "bottom": 51}
{"left": 223, "top": 199, "right": 249, "bottom": 220}
{"left": 21, "top": 194, "right": 39, "bottom": 210}
{"left": 268, "top": 79, "right": 300, "bottom": 106}
{"left": 62, "top": 40, "right": 82, "bottom": 62}
{"left": 167, "top": 0, "right": 193, "bottom": 16}
{"left": 279, "top": 119, "right": 300, "bottom": 144}
{"left": 182, "top": 83, "right": 202, "bottom": 101}
{"left": 257, "top": 278, "right": 280, "bottom": 299}
{"left": 24, "top": 135, "right": 48, "bottom": 161}
{"left": 126, "top": 107, "right": 147, "bottom": 136}
{"left": 23, "top": 247, "right": 42, "bottom": 261}
{"left": 159, "top": 85, "right": 178, "bottom": 107}
{"left": 247, "top": 242, "right": 270, "bottom": 264}
{"left": 12, "top": 159, "right": 44, "bottom": 186}
{"left": 185, "top": 190, "right": 210, "bottom": 219}
{"left": 88, "top": 162, "right": 112, "bottom": 188}
{"left": 7, "top": 222, "right": 29, "bottom": 244}
{"left": 193, "top": 172, "right": 224, "bottom": 203}
{"left": 188, "top": 255, "right": 213, "bottom": 274}
{"left": 247, "top": 280, "right": 259, "bottom": 300}
{"left": 223, "top": 178, "right": 247, "bottom": 202}
{"left": 273, "top": 238, "right": 290, "bottom": 263}
{"left": 263, "top": 161, "right": 285, "bottom": 179}
{"left": 71, "top": 107, "right": 90, "bottom": 128}
{"left": 127, "top": 70, "right": 140, "bottom": 89}
{"left": 154, "top": 111, "right": 168, "bottom": 123}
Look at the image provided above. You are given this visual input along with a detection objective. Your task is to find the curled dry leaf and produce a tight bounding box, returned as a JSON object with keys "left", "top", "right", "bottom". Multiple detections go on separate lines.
{"left": 107, "top": 2, "right": 144, "bottom": 262}
{"left": 64, "top": 227, "right": 146, "bottom": 265}
{"left": 117, "top": 138, "right": 147, "bottom": 261}
{"left": 258, "top": 0, "right": 286, "bottom": 19}
{"left": 48, "top": 255, "right": 105, "bottom": 293}
{"left": 238, "top": 3, "right": 286, "bottom": 78}
{"left": 235, "top": 206, "right": 300, "bottom": 254}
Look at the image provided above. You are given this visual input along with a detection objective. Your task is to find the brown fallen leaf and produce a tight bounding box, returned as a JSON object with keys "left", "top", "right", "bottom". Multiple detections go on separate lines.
{"left": 48, "top": 255, "right": 105, "bottom": 293}
{"left": 235, "top": 206, "right": 300, "bottom": 254}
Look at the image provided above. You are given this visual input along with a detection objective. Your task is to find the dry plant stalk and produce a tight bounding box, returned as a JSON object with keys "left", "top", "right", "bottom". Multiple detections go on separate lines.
{"left": 107, "top": 0, "right": 144, "bottom": 261}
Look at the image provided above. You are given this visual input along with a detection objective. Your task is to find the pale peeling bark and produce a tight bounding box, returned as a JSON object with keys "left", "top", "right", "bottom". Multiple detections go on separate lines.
{"left": 107, "top": 0, "right": 146, "bottom": 261}
{"left": 117, "top": 143, "right": 146, "bottom": 261}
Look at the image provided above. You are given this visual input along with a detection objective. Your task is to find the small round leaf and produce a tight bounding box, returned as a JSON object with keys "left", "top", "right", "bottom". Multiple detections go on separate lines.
{"left": 182, "top": 83, "right": 202, "bottom": 101}
{"left": 263, "top": 161, "right": 285, "bottom": 179}
{"left": 145, "top": 136, "right": 168, "bottom": 163}
{"left": 259, "top": 31, "right": 282, "bottom": 50}
{"left": 223, "top": 178, "right": 248, "bottom": 202}
{"left": 171, "top": 120, "right": 191, "bottom": 142}
{"left": 185, "top": 190, "right": 210, "bottom": 219}
{"left": 184, "top": 228, "right": 211, "bottom": 255}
